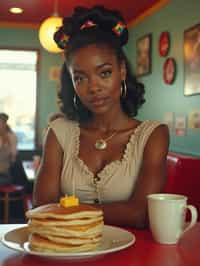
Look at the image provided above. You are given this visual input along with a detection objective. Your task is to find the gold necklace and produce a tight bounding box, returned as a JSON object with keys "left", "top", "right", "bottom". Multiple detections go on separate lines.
{"left": 95, "top": 132, "right": 117, "bottom": 150}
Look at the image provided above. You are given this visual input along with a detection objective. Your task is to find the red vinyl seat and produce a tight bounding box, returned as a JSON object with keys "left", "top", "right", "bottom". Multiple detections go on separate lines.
{"left": 0, "top": 185, "right": 24, "bottom": 223}
{"left": 165, "top": 152, "right": 200, "bottom": 220}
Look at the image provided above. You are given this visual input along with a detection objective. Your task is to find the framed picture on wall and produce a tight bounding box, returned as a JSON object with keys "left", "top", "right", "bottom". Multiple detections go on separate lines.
{"left": 136, "top": 33, "right": 152, "bottom": 77}
{"left": 184, "top": 24, "right": 200, "bottom": 95}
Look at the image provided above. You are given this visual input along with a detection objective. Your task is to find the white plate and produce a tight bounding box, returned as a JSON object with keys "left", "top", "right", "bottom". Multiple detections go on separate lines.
{"left": 1, "top": 225, "right": 135, "bottom": 260}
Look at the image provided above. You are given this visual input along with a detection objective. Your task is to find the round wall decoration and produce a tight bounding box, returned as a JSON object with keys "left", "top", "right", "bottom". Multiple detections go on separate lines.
{"left": 163, "top": 57, "right": 176, "bottom": 84}
{"left": 159, "top": 31, "right": 170, "bottom": 57}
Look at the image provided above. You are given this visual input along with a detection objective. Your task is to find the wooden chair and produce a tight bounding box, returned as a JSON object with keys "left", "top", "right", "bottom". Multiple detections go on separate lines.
{"left": 165, "top": 152, "right": 200, "bottom": 220}
{"left": 0, "top": 185, "right": 24, "bottom": 223}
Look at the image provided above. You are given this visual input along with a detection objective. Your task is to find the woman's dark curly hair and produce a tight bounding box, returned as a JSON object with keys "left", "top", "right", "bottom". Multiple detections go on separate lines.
{"left": 54, "top": 5, "right": 145, "bottom": 123}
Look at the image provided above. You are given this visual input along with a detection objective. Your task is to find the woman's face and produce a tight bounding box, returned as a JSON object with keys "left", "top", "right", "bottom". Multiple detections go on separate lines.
{"left": 68, "top": 44, "right": 126, "bottom": 115}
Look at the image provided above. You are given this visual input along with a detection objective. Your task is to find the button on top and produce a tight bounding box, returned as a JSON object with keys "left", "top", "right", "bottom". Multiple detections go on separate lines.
{"left": 93, "top": 176, "right": 101, "bottom": 183}
{"left": 94, "top": 198, "right": 99, "bottom": 204}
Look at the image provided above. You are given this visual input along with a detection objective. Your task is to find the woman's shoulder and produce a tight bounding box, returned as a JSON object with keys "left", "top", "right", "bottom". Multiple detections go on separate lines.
{"left": 134, "top": 120, "right": 168, "bottom": 142}
{"left": 49, "top": 117, "right": 78, "bottom": 141}
{"left": 134, "top": 120, "right": 160, "bottom": 133}
{"left": 46, "top": 117, "right": 78, "bottom": 148}
{"left": 7, "top": 130, "right": 17, "bottom": 143}
{"left": 139, "top": 120, "right": 166, "bottom": 131}
{"left": 50, "top": 117, "right": 78, "bottom": 129}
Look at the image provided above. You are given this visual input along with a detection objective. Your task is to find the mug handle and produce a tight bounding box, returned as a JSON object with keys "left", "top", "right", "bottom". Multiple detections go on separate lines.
{"left": 183, "top": 205, "right": 198, "bottom": 233}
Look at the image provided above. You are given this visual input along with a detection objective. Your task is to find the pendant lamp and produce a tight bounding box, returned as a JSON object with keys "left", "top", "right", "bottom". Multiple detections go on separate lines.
{"left": 39, "top": 0, "right": 62, "bottom": 53}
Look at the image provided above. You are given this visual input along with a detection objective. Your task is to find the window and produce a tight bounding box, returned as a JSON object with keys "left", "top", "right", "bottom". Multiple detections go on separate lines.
{"left": 0, "top": 49, "right": 38, "bottom": 150}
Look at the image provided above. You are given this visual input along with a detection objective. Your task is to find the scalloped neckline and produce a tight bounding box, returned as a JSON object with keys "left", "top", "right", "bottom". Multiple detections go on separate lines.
{"left": 74, "top": 121, "right": 147, "bottom": 178}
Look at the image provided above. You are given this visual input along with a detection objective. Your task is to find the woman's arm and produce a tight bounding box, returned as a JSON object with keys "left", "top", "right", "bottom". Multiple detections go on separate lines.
{"left": 33, "top": 128, "right": 63, "bottom": 207}
{"left": 8, "top": 132, "right": 17, "bottom": 162}
{"left": 98, "top": 124, "right": 169, "bottom": 228}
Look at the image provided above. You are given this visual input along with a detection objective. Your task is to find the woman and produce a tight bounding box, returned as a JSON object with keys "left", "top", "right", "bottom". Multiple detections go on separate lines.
{"left": 0, "top": 113, "right": 17, "bottom": 185}
{"left": 34, "top": 6, "right": 169, "bottom": 228}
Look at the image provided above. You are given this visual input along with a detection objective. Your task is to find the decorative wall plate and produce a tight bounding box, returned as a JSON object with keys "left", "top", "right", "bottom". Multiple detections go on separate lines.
{"left": 163, "top": 57, "right": 176, "bottom": 84}
{"left": 159, "top": 31, "right": 170, "bottom": 57}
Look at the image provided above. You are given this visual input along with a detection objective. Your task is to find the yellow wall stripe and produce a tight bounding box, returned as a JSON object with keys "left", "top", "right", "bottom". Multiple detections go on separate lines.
{"left": 0, "top": 21, "right": 39, "bottom": 29}
{"left": 128, "top": 0, "right": 170, "bottom": 28}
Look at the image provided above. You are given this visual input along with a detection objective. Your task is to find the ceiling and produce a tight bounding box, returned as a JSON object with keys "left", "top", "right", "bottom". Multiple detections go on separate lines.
{"left": 1, "top": 0, "right": 163, "bottom": 26}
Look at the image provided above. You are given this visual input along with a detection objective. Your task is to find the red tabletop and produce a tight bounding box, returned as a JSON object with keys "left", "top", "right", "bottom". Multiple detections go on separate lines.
{"left": 0, "top": 223, "right": 200, "bottom": 266}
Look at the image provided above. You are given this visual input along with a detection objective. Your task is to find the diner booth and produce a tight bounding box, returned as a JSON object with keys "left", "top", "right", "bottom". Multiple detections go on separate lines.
{"left": 0, "top": 0, "right": 200, "bottom": 265}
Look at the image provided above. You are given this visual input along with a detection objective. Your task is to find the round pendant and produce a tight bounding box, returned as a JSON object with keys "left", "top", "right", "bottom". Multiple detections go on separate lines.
{"left": 95, "top": 139, "right": 107, "bottom": 150}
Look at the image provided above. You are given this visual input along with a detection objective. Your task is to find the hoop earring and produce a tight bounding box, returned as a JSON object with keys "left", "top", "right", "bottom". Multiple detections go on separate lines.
{"left": 120, "top": 80, "right": 127, "bottom": 98}
{"left": 73, "top": 94, "right": 78, "bottom": 109}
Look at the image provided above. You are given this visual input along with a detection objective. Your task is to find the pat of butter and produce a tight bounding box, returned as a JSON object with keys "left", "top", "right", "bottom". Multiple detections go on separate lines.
{"left": 60, "top": 196, "right": 79, "bottom": 207}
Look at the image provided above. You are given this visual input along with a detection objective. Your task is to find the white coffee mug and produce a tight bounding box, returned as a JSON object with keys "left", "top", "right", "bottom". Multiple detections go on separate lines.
{"left": 147, "top": 193, "right": 198, "bottom": 244}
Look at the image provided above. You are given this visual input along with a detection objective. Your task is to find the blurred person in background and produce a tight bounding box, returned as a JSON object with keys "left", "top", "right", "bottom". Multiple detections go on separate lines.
{"left": 0, "top": 112, "right": 17, "bottom": 185}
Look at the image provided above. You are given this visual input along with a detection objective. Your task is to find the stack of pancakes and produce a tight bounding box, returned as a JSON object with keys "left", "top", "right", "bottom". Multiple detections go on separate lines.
{"left": 26, "top": 203, "right": 104, "bottom": 253}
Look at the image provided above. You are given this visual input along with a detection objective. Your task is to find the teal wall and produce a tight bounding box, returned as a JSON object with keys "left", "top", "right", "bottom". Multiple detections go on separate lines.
{"left": 126, "top": 0, "right": 200, "bottom": 156}
{"left": 0, "top": 27, "right": 61, "bottom": 146}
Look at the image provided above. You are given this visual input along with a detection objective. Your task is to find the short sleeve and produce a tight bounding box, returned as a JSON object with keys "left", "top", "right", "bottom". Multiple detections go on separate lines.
{"left": 138, "top": 121, "right": 162, "bottom": 148}
{"left": 49, "top": 118, "right": 76, "bottom": 150}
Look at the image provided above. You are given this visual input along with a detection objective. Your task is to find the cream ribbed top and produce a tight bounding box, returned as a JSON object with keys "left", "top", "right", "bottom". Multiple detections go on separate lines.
{"left": 50, "top": 118, "right": 161, "bottom": 204}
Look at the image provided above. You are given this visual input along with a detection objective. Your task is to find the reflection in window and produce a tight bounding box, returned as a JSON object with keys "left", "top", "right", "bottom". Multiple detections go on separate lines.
{"left": 0, "top": 49, "right": 38, "bottom": 150}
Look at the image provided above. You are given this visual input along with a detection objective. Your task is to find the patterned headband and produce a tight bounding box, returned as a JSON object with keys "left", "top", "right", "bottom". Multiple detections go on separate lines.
{"left": 80, "top": 20, "right": 97, "bottom": 30}
{"left": 57, "top": 33, "right": 69, "bottom": 49}
{"left": 57, "top": 20, "right": 126, "bottom": 49}
{"left": 80, "top": 20, "right": 126, "bottom": 37}
{"left": 112, "top": 21, "right": 126, "bottom": 36}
